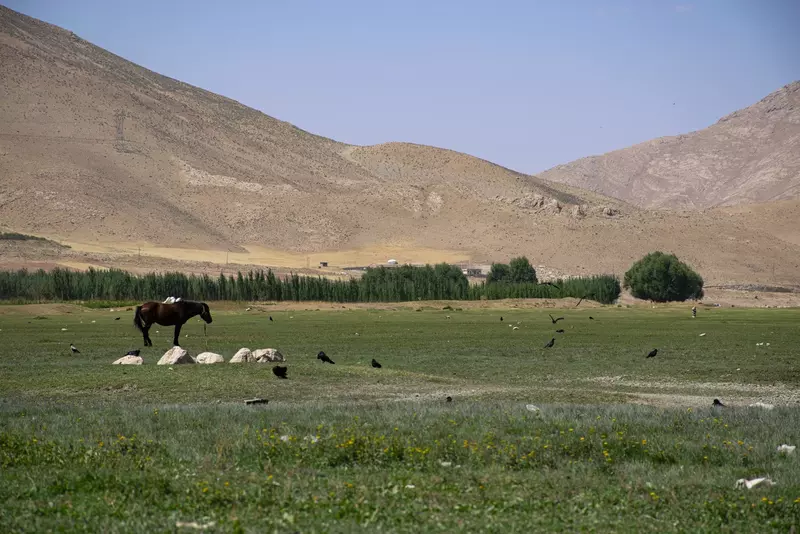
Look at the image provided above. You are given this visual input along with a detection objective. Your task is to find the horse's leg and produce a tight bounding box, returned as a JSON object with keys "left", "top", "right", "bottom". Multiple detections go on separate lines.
{"left": 143, "top": 325, "right": 152, "bottom": 347}
{"left": 173, "top": 323, "right": 183, "bottom": 347}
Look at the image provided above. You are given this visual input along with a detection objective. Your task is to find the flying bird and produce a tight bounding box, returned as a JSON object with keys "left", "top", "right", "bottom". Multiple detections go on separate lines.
{"left": 126, "top": 349, "right": 141, "bottom": 356}
{"left": 556, "top": 329, "right": 565, "bottom": 333}
{"left": 544, "top": 338, "right": 555, "bottom": 349}
{"left": 70, "top": 344, "right": 80, "bottom": 354}
{"left": 317, "top": 351, "right": 335, "bottom": 364}
{"left": 712, "top": 398, "right": 725, "bottom": 407}
{"left": 371, "top": 358, "right": 382, "bottom": 369}
{"left": 272, "top": 366, "right": 288, "bottom": 379}
{"left": 549, "top": 314, "right": 564, "bottom": 324}
{"left": 575, "top": 296, "right": 587, "bottom": 308}
{"left": 646, "top": 348, "right": 658, "bottom": 358}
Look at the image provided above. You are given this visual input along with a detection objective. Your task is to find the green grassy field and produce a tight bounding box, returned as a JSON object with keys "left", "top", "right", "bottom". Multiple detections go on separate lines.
{"left": 1, "top": 303, "right": 799, "bottom": 532}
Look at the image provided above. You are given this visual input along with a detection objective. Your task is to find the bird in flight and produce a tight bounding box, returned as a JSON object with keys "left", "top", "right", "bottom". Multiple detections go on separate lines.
{"left": 549, "top": 314, "right": 564, "bottom": 324}
{"left": 371, "top": 358, "right": 382, "bottom": 368}
{"left": 646, "top": 348, "right": 658, "bottom": 358}
{"left": 70, "top": 344, "right": 80, "bottom": 354}
{"left": 544, "top": 338, "right": 555, "bottom": 348}
{"left": 317, "top": 351, "right": 335, "bottom": 364}
{"left": 272, "top": 366, "right": 288, "bottom": 379}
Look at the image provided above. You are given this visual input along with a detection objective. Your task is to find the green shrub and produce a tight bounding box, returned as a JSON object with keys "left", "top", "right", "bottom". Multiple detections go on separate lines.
{"left": 623, "top": 252, "right": 704, "bottom": 302}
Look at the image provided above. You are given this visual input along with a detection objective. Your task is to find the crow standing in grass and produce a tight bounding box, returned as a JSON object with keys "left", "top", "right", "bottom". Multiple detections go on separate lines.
{"left": 70, "top": 344, "right": 80, "bottom": 354}
{"left": 371, "top": 358, "right": 382, "bottom": 369}
{"left": 446, "top": 396, "right": 453, "bottom": 403}
{"left": 544, "top": 338, "right": 555, "bottom": 349}
{"left": 549, "top": 314, "right": 564, "bottom": 324}
{"left": 500, "top": 316, "right": 503, "bottom": 322}
{"left": 269, "top": 316, "right": 273, "bottom": 322}
{"left": 646, "top": 348, "right": 658, "bottom": 358}
{"left": 317, "top": 351, "right": 335, "bottom": 364}
{"left": 556, "top": 329, "right": 565, "bottom": 333}
{"left": 273, "top": 366, "right": 288, "bottom": 379}
{"left": 115, "top": 317, "right": 121, "bottom": 321}
{"left": 589, "top": 316, "right": 595, "bottom": 320}
{"left": 713, "top": 398, "right": 725, "bottom": 407}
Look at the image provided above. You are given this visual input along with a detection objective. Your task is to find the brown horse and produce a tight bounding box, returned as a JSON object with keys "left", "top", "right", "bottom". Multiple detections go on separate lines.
{"left": 133, "top": 300, "right": 212, "bottom": 347}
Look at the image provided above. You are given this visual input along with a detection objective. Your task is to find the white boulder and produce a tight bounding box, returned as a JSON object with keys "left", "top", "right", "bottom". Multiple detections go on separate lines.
{"left": 229, "top": 348, "right": 254, "bottom": 363}
{"left": 113, "top": 355, "right": 143, "bottom": 365}
{"left": 157, "top": 346, "right": 195, "bottom": 365}
{"left": 196, "top": 352, "right": 225, "bottom": 364}
{"left": 253, "top": 348, "right": 285, "bottom": 363}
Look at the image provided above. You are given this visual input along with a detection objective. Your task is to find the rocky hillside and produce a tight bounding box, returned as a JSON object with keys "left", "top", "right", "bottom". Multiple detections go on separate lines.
{"left": 539, "top": 82, "right": 800, "bottom": 209}
{"left": 1, "top": 5, "right": 799, "bottom": 288}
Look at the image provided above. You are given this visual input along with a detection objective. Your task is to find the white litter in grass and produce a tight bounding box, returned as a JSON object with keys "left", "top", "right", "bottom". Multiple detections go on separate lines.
{"left": 525, "top": 404, "right": 540, "bottom": 412}
{"left": 439, "top": 461, "right": 452, "bottom": 467}
{"left": 749, "top": 402, "right": 775, "bottom": 410}
{"left": 766, "top": 343, "right": 771, "bottom": 346}
{"left": 699, "top": 333, "right": 706, "bottom": 337}
{"left": 61, "top": 328, "right": 67, "bottom": 331}
{"left": 91, "top": 320, "right": 96, "bottom": 323}
{"left": 735, "top": 477, "right": 775, "bottom": 490}
{"left": 777, "top": 444, "right": 796, "bottom": 455}
{"left": 513, "top": 326, "right": 519, "bottom": 330}
{"left": 175, "top": 521, "right": 215, "bottom": 530}
{"left": 756, "top": 342, "right": 764, "bottom": 346}
{"left": 280, "top": 435, "right": 290, "bottom": 443}
{"left": 405, "top": 484, "right": 415, "bottom": 489}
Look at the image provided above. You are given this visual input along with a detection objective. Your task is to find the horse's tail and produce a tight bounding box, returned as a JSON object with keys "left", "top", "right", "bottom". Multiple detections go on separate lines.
{"left": 133, "top": 305, "right": 145, "bottom": 332}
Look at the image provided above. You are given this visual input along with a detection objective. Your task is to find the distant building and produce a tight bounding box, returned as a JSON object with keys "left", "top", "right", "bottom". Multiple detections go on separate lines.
{"left": 319, "top": 261, "right": 328, "bottom": 268}
{"left": 387, "top": 259, "right": 398, "bottom": 265}
{"left": 466, "top": 268, "right": 483, "bottom": 277}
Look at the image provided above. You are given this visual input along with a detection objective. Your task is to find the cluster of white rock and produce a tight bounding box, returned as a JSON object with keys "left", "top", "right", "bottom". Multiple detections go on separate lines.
{"left": 111, "top": 347, "right": 285, "bottom": 365}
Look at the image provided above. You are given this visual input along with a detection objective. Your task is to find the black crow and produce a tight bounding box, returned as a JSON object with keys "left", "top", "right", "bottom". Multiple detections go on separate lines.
{"left": 556, "top": 329, "right": 565, "bottom": 333}
{"left": 317, "top": 351, "right": 335, "bottom": 364}
{"left": 500, "top": 316, "right": 503, "bottom": 322}
{"left": 269, "top": 316, "right": 273, "bottom": 322}
{"left": 446, "top": 396, "right": 453, "bottom": 402}
{"left": 575, "top": 295, "right": 587, "bottom": 308}
{"left": 115, "top": 317, "right": 121, "bottom": 321}
{"left": 272, "top": 366, "right": 288, "bottom": 379}
{"left": 126, "top": 349, "right": 141, "bottom": 356}
{"left": 371, "top": 358, "right": 382, "bottom": 368}
{"left": 544, "top": 338, "right": 555, "bottom": 348}
{"left": 589, "top": 316, "right": 595, "bottom": 320}
{"left": 70, "top": 344, "right": 80, "bottom": 354}
{"left": 549, "top": 314, "right": 564, "bottom": 324}
{"left": 646, "top": 348, "right": 658, "bottom": 358}
{"left": 712, "top": 398, "right": 725, "bottom": 407}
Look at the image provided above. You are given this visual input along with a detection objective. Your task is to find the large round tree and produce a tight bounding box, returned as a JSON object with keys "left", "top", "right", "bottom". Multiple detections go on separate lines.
{"left": 623, "top": 252, "right": 704, "bottom": 302}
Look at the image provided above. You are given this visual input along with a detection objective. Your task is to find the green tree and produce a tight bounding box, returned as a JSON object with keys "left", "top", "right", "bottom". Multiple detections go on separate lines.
{"left": 623, "top": 251, "right": 704, "bottom": 302}
{"left": 486, "top": 263, "right": 511, "bottom": 284}
{"left": 509, "top": 256, "right": 537, "bottom": 284}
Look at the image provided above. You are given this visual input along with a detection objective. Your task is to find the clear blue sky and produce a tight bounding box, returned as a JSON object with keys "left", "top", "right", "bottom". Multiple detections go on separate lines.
{"left": 4, "top": 0, "right": 799, "bottom": 173}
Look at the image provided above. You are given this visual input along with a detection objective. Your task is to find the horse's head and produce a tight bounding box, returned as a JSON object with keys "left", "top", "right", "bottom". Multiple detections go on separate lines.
{"left": 199, "top": 302, "right": 213, "bottom": 324}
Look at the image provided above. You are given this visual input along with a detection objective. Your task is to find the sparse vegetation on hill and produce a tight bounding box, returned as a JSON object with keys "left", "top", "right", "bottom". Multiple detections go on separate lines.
{"left": 624, "top": 252, "right": 704, "bottom": 302}
{"left": 0, "top": 232, "right": 68, "bottom": 247}
{"left": 0, "top": 266, "right": 621, "bottom": 304}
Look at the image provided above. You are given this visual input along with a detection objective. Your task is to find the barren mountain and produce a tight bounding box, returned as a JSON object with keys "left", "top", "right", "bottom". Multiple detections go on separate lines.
{"left": 539, "top": 82, "right": 800, "bottom": 209}
{"left": 1, "top": 6, "right": 799, "bottom": 288}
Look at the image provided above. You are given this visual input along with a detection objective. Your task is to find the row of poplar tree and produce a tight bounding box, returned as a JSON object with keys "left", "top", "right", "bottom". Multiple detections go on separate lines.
{"left": 0, "top": 263, "right": 621, "bottom": 304}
